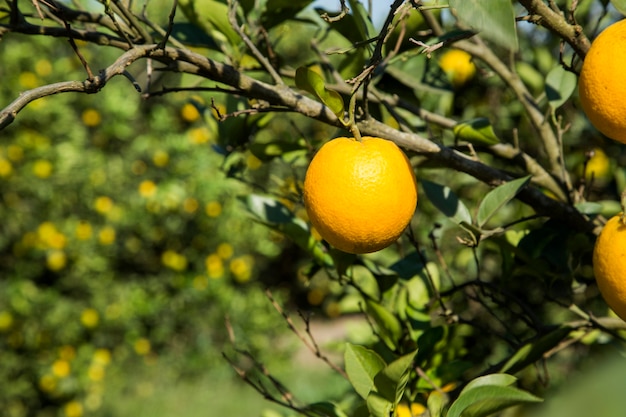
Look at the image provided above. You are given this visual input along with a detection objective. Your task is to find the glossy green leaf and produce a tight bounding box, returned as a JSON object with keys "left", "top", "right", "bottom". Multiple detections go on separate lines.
{"left": 462, "top": 374, "right": 517, "bottom": 392}
{"left": 449, "top": 0, "right": 518, "bottom": 51}
{"left": 178, "top": 0, "right": 240, "bottom": 47}
{"left": 295, "top": 66, "right": 345, "bottom": 118}
{"left": 348, "top": 0, "right": 376, "bottom": 46}
{"left": 427, "top": 391, "right": 446, "bottom": 417}
{"left": 344, "top": 343, "right": 386, "bottom": 399}
{"left": 366, "top": 391, "right": 393, "bottom": 417}
{"left": 365, "top": 300, "right": 403, "bottom": 350}
{"left": 421, "top": 180, "right": 472, "bottom": 225}
{"left": 476, "top": 176, "right": 531, "bottom": 228}
{"left": 262, "top": 0, "right": 314, "bottom": 29}
{"left": 448, "top": 384, "right": 541, "bottom": 417}
{"left": 305, "top": 401, "right": 349, "bottom": 417}
{"left": 243, "top": 194, "right": 333, "bottom": 267}
{"left": 453, "top": 118, "right": 500, "bottom": 146}
{"left": 499, "top": 326, "right": 572, "bottom": 375}
{"left": 545, "top": 65, "right": 577, "bottom": 109}
{"left": 373, "top": 350, "right": 417, "bottom": 404}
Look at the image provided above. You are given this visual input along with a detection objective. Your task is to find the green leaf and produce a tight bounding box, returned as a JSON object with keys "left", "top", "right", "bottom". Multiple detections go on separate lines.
{"left": 610, "top": 0, "right": 626, "bottom": 16}
{"left": 295, "top": 66, "right": 345, "bottom": 118}
{"left": 449, "top": 0, "right": 518, "bottom": 51}
{"left": 261, "top": 0, "right": 314, "bottom": 29}
{"left": 427, "top": 391, "right": 446, "bottom": 417}
{"left": 305, "top": 401, "right": 349, "bottom": 417}
{"left": 499, "top": 326, "right": 572, "bottom": 375}
{"left": 447, "top": 385, "right": 542, "bottom": 417}
{"left": 453, "top": 118, "right": 500, "bottom": 146}
{"left": 461, "top": 374, "right": 517, "bottom": 392}
{"left": 373, "top": 350, "right": 417, "bottom": 404}
{"left": 366, "top": 391, "right": 393, "bottom": 417}
{"left": 242, "top": 194, "right": 333, "bottom": 267}
{"left": 421, "top": 180, "right": 472, "bottom": 225}
{"left": 365, "top": 300, "right": 403, "bottom": 350}
{"left": 348, "top": 0, "right": 376, "bottom": 46}
{"left": 178, "top": 0, "right": 240, "bottom": 48}
{"left": 476, "top": 176, "right": 531, "bottom": 228}
{"left": 545, "top": 65, "right": 577, "bottom": 109}
{"left": 344, "top": 343, "right": 386, "bottom": 399}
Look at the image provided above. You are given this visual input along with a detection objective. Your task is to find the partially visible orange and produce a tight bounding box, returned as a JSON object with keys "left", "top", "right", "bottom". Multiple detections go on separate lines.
{"left": 593, "top": 213, "right": 626, "bottom": 321}
{"left": 578, "top": 19, "right": 626, "bottom": 143}
{"left": 303, "top": 137, "right": 417, "bottom": 254}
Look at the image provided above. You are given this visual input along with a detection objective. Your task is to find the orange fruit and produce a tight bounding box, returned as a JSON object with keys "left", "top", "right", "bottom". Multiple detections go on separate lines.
{"left": 578, "top": 19, "right": 626, "bottom": 143}
{"left": 439, "top": 49, "right": 476, "bottom": 89}
{"left": 303, "top": 137, "right": 417, "bottom": 254}
{"left": 593, "top": 213, "right": 626, "bottom": 320}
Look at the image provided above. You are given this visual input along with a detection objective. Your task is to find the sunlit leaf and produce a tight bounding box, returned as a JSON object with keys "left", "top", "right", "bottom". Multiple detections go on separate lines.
{"left": 373, "top": 350, "right": 417, "bottom": 404}
{"left": 499, "top": 326, "right": 572, "bottom": 375}
{"left": 453, "top": 118, "right": 500, "bottom": 146}
{"left": 449, "top": 0, "right": 518, "bottom": 51}
{"left": 366, "top": 391, "right": 393, "bottom": 417}
{"left": 295, "top": 66, "right": 345, "bottom": 118}
{"left": 344, "top": 344, "right": 386, "bottom": 399}
{"left": 476, "top": 176, "right": 531, "bottom": 228}
{"left": 447, "top": 384, "right": 542, "bottom": 417}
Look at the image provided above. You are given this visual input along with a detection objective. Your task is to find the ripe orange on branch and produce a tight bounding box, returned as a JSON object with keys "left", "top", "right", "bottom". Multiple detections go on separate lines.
{"left": 578, "top": 19, "right": 626, "bottom": 143}
{"left": 303, "top": 137, "right": 418, "bottom": 254}
{"left": 593, "top": 213, "right": 626, "bottom": 321}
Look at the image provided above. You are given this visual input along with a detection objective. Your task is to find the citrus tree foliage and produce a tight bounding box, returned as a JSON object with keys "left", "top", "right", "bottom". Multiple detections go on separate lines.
{"left": 1, "top": 1, "right": 626, "bottom": 417}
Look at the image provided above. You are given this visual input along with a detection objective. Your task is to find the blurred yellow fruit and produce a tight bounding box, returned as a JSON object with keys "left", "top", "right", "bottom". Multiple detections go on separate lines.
{"left": 18, "top": 71, "right": 39, "bottom": 89}
{"left": 80, "top": 308, "right": 100, "bottom": 328}
{"left": 33, "top": 159, "right": 53, "bottom": 178}
{"left": 51, "top": 359, "right": 71, "bottom": 378}
{"left": 63, "top": 401, "right": 83, "bottom": 417}
{"left": 188, "top": 126, "right": 213, "bottom": 144}
{"left": 35, "top": 59, "right": 53, "bottom": 77}
{"left": 205, "top": 254, "right": 224, "bottom": 279}
{"left": 75, "top": 221, "right": 93, "bottom": 240}
{"left": 39, "top": 374, "right": 57, "bottom": 392}
{"left": 217, "top": 242, "right": 234, "bottom": 259}
{"left": 81, "top": 108, "right": 102, "bottom": 127}
{"left": 0, "top": 158, "right": 12, "bottom": 177}
{"left": 183, "top": 197, "right": 199, "bottom": 213}
{"left": 439, "top": 49, "right": 476, "bottom": 89}
{"left": 205, "top": 201, "right": 222, "bottom": 217}
{"left": 134, "top": 338, "right": 151, "bottom": 355}
{"left": 0, "top": 311, "right": 14, "bottom": 331}
{"left": 98, "top": 226, "right": 116, "bottom": 245}
{"left": 138, "top": 180, "right": 157, "bottom": 197}
{"left": 230, "top": 255, "right": 254, "bottom": 283}
{"left": 46, "top": 250, "right": 67, "bottom": 271}
{"left": 7, "top": 145, "right": 24, "bottom": 161}
{"left": 152, "top": 150, "right": 169, "bottom": 167}
{"left": 584, "top": 148, "right": 611, "bottom": 182}
{"left": 161, "top": 250, "right": 188, "bottom": 271}
{"left": 396, "top": 402, "right": 426, "bottom": 417}
{"left": 193, "top": 275, "right": 209, "bottom": 290}
{"left": 180, "top": 102, "right": 201, "bottom": 122}
{"left": 93, "top": 348, "right": 112, "bottom": 365}
{"left": 94, "top": 196, "right": 114, "bottom": 214}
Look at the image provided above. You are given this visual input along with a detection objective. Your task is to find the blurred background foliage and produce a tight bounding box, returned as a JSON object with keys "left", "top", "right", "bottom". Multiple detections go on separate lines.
{"left": 2, "top": 1, "right": 626, "bottom": 417}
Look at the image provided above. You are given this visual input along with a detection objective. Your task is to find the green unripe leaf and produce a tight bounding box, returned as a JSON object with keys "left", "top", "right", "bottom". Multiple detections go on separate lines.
{"left": 453, "top": 118, "right": 500, "bottom": 146}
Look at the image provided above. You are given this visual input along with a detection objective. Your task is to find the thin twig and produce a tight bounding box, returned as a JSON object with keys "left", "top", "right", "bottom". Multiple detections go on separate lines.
{"left": 227, "top": 0, "right": 284, "bottom": 85}
{"left": 265, "top": 289, "right": 348, "bottom": 379}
